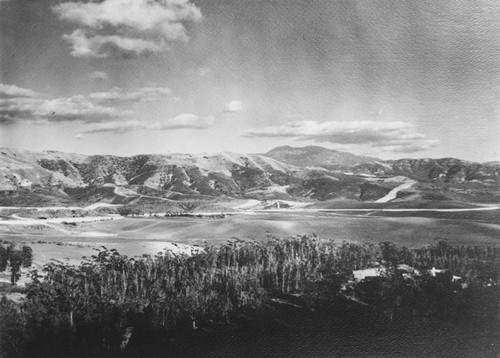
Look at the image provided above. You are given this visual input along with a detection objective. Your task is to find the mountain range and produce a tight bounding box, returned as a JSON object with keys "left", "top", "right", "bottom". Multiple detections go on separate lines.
{"left": 1, "top": 146, "right": 499, "bottom": 207}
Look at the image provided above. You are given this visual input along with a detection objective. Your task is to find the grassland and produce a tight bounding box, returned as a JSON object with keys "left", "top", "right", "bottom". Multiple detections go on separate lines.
{"left": 2, "top": 206, "right": 500, "bottom": 271}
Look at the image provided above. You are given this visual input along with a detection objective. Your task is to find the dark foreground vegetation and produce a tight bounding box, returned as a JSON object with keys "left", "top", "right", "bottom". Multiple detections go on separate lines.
{"left": 1, "top": 237, "right": 499, "bottom": 357}
{"left": 0, "top": 241, "right": 33, "bottom": 285}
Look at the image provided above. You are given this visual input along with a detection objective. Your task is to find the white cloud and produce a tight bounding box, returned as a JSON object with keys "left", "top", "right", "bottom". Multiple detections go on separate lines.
{"left": 0, "top": 83, "right": 131, "bottom": 123}
{"left": 150, "top": 113, "right": 216, "bottom": 130}
{"left": 90, "top": 71, "right": 109, "bottom": 80}
{"left": 35, "top": 95, "right": 127, "bottom": 122}
{"left": 79, "top": 119, "right": 143, "bottom": 133}
{"left": 89, "top": 87, "right": 172, "bottom": 104}
{"left": 244, "top": 120, "right": 439, "bottom": 153}
{"left": 0, "top": 83, "right": 178, "bottom": 123}
{"left": 0, "top": 97, "right": 42, "bottom": 123}
{"left": 0, "top": 83, "right": 216, "bottom": 136}
{"left": 54, "top": 0, "right": 202, "bottom": 58}
{"left": 223, "top": 100, "right": 242, "bottom": 113}
{"left": 80, "top": 113, "right": 216, "bottom": 133}
{"left": 0, "top": 83, "right": 38, "bottom": 99}
{"left": 62, "top": 29, "right": 165, "bottom": 58}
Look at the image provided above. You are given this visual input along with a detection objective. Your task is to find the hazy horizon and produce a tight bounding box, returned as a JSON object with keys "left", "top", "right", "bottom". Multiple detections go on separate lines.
{"left": 1, "top": 0, "right": 499, "bottom": 162}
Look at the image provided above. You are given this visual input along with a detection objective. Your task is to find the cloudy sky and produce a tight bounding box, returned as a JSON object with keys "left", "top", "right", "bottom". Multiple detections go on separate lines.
{"left": 0, "top": 0, "right": 499, "bottom": 161}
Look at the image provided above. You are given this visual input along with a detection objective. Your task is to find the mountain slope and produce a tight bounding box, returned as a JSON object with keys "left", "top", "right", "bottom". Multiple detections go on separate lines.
{"left": 0, "top": 148, "right": 305, "bottom": 205}
{"left": 1, "top": 146, "right": 499, "bottom": 206}
{"left": 265, "top": 145, "right": 377, "bottom": 168}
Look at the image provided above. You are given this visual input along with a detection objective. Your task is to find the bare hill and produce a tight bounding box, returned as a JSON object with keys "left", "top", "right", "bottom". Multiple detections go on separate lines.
{"left": 265, "top": 145, "right": 377, "bottom": 169}
{"left": 1, "top": 146, "right": 499, "bottom": 206}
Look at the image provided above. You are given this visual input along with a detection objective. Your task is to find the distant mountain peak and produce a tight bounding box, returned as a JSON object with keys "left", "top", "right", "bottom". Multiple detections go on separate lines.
{"left": 265, "top": 145, "right": 377, "bottom": 168}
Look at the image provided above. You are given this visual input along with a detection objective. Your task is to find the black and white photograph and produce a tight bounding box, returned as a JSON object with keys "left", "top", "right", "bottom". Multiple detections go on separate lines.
{"left": 0, "top": 0, "right": 499, "bottom": 357}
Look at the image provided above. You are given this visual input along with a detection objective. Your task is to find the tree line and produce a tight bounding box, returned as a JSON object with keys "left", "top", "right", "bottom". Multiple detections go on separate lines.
{"left": 0, "top": 237, "right": 498, "bottom": 357}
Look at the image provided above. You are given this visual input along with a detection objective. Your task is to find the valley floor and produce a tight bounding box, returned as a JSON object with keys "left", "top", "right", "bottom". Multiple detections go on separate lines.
{"left": 1, "top": 203, "right": 500, "bottom": 270}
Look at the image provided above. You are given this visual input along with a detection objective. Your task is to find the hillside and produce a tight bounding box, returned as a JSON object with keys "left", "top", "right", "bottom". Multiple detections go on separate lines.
{"left": 265, "top": 146, "right": 377, "bottom": 169}
{"left": 1, "top": 146, "right": 500, "bottom": 207}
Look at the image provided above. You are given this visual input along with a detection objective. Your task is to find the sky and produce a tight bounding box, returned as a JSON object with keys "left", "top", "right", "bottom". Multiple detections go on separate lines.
{"left": 0, "top": 0, "right": 499, "bottom": 162}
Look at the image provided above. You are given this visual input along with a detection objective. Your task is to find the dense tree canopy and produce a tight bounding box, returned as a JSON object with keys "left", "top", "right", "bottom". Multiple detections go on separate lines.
{"left": 0, "top": 237, "right": 499, "bottom": 357}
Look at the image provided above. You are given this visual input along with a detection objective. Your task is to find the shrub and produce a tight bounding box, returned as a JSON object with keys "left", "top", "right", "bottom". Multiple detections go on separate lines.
{"left": 0, "top": 246, "right": 7, "bottom": 272}
{"left": 9, "top": 251, "right": 22, "bottom": 285}
{"left": 21, "top": 246, "right": 33, "bottom": 268}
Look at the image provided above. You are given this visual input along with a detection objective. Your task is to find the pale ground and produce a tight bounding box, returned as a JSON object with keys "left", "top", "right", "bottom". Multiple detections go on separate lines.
{"left": 0, "top": 202, "right": 121, "bottom": 211}
{"left": 375, "top": 179, "right": 417, "bottom": 203}
{"left": 2, "top": 200, "right": 500, "bottom": 272}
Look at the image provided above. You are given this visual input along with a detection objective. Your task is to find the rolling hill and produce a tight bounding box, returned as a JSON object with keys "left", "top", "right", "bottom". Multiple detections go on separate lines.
{"left": 1, "top": 146, "right": 499, "bottom": 207}
{"left": 264, "top": 145, "right": 377, "bottom": 169}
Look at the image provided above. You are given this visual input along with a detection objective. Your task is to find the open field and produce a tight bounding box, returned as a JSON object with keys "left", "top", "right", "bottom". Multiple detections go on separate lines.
{"left": 2, "top": 205, "right": 500, "bottom": 269}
